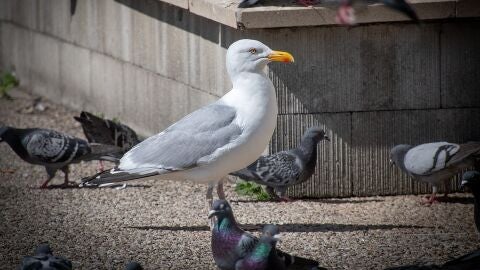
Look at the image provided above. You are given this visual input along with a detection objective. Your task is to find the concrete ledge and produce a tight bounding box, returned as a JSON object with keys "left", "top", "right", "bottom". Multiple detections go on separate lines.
{"left": 155, "top": 0, "right": 477, "bottom": 29}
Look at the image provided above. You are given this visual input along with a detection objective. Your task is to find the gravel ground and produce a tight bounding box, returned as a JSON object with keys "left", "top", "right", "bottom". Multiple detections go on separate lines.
{"left": 0, "top": 90, "right": 479, "bottom": 270}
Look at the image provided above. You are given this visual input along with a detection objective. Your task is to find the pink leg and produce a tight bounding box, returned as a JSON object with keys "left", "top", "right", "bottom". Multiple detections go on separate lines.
{"left": 278, "top": 196, "right": 295, "bottom": 202}
{"left": 98, "top": 160, "right": 105, "bottom": 172}
{"left": 335, "top": 4, "right": 356, "bottom": 25}
{"left": 39, "top": 178, "right": 53, "bottom": 189}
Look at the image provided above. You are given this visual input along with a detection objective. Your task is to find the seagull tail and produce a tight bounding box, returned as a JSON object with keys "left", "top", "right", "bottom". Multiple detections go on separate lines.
{"left": 278, "top": 249, "right": 320, "bottom": 270}
{"left": 80, "top": 168, "right": 158, "bottom": 187}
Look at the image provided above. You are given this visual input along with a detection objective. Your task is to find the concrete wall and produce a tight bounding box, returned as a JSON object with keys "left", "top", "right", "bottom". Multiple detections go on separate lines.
{"left": 1, "top": 0, "right": 479, "bottom": 197}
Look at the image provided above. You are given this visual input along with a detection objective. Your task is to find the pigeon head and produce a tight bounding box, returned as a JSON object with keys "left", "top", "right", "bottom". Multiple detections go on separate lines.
{"left": 35, "top": 243, "right": 53, "bottom": 256}
{"left": 303, "top": 127, "right": 329, "bottom": 143}
{"left": 208, "top": 199, "right": 234, "bottom": 220}
{"left": 125, "top": 261, "right": 143, "bottom": 270}
{"left": 226, "top": 39, "right": 294, "bottom": 80}
{"left": 461, "top": 171, "right": 480, "bottom": 191}
{"left": 389, "top": 144, "right": 412, "bottom": 167}
{"left": 262, "top": 224, "right": 280, "bottom": 237}
{"left": 381, "top": 0, "right": 419, "bottom": 22}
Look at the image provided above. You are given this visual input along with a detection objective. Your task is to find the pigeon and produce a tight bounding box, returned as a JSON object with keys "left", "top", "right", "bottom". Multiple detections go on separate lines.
{"left": 336, "top": 0, "right": 418, "bottom": 25}
{"left": 230, "top": 127, "right": 329, "bottom": 201}
{"left": 80, "top": 39, "right": 294, "bottom": 217}
{"left": 74, "top": 111, "right": 142, "bottom": 170}
{"left": 235, "top": 235, "right": 280, "bottom": 270}
{"left": 441, "top": 249, "right": 480, "bottom": 270}
{"left": 209, "top": 199, "right": 319, "bottom": 270}
{"left": 125, "top": 261, "right": 143, "bottom": 270}
{"left": 390, "top": 142, "right": 480, "bottom": 204}
{"left": 19, "top": 243, "right": 72, "bottom": 270}
{"left": 460, "top": 170, "right": 480, "bottom": 233}
{"left": 238, "top": 0, "right": 319, "bottom": 8}
{"left": 0, "top": 126, "right": 122, "bottom": 188}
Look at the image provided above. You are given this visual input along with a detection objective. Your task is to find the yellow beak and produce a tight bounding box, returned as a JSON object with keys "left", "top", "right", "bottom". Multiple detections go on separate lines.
{"left": 268, "top": 50, "right": 294, "bottom": 63}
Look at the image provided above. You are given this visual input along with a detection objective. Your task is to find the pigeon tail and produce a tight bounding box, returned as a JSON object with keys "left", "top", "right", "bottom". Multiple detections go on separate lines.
{"left": 80, "top": 168, "right": 158, "bottom": 187}
{"left": 83, "top": 143, "right": 123, "bottom": 162}
{"left": 278, "top": 250, "right": 320, "bottom": 269}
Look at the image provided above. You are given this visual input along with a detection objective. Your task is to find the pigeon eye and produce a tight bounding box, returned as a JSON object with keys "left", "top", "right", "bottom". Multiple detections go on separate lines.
{"left": 249, "top": 48, "right": 257, "bottom": 54}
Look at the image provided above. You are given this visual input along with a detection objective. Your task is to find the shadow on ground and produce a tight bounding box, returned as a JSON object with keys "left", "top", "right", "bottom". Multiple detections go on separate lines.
{"left": 126, "top": 223, "right": 429, "bottom": 232}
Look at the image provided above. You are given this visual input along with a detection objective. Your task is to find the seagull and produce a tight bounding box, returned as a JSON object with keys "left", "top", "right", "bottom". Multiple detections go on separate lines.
{"left": 74, "top": 111, "right": 142, "bottom": 170}
{"left": 336, "top": 0, "right": 418, "bottom": 25}
{"left": 209, "top": 199, "right": 319, "bottom": 270}
{"left": 19, "top": 243, "right": 72, "bottom": 270}
{"left": 460, "top": 171, "right": 480, "bottom": 233}
{"left": 230, "top": 127, "right": 329, "bottom": 201}
{"left": 0, "top": 126, "right": 122, "bottom": 188}
{"left": 390, "top": 142, "right": 480, "bottom": 204}
{"left": 80, "top": 39, "right": 294, "bottom": 212}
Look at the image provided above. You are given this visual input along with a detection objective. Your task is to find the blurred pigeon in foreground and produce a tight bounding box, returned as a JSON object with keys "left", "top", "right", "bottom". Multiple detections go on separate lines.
{"left": 74, "top": 111, "right": 141, "bottom": 170}
{"left": 390, "top": 142, "right": 480, "bottom": 204}
{"left": 336, "top": 0, "right": 418, "bottom": 25}
{"left": 19, "top": 243, "right": 72, "bottom": 270}
{"left": 235, "top": 235, "right": 280, "bottom": 270}
{"left": 0, "top": 126, "right": 122, "bottom": 188}
{"left": 209, "top": 199, "right": 319, "bottom": 270}
{"left": 125, "top": 261, "right": 143, "bottom": 270}
{"left": 460, "top": 171, "right": 480, "bottom": 233}
{"left": 231, "top": 127, "right": 329, "bottom": 201}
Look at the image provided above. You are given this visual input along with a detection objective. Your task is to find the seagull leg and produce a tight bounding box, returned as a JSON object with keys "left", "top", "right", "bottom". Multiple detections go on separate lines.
{"left": 39, "top": 167, "right": 56, "bottom": 189}
{"left": 217, "top": 178, "right": 226, "bottom": 200}
{"left": 207, "top": 183, "right": 215, "bottom": 230}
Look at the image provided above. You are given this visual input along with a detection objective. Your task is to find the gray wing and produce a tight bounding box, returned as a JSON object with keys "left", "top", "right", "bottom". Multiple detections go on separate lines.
{"left": 243, "top": 152, "right": 302, "bottom": 186}
{"left": 119, "top": 103, "right": 242, "bottom": 172}
{"left": 404, "top": 142, "right": 460, "bottom": 176}
{"left": 22, "top": 129, "right": 91, "bottom": 165}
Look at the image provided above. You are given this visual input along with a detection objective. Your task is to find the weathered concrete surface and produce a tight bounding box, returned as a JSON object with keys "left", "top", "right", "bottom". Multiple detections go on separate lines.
{"left": 1, "top": 0, "right": 480, "bottom": 197}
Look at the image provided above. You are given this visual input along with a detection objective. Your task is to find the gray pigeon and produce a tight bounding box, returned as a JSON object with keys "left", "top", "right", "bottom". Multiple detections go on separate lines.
{"left": 74, "top": 111, "right": 141, "bottom": 170}
{"left": 209, "top": 199, "right": 319, "bottom": 270}
{"left": 19, "top": 243, "right": 72, "bottom": 270}
{"left": 390, "top": 142, "right": 480, "bottom": 204}
{"left": 230, "top": 127, "right": 329, "bottom": 201}
{"left": 0, "top": 126, "right": 122, "bottom": 188}
{"left": 125, "top": 262, "right": 143, "bottom": 270}
{"left": 460, "top": 171, "right": 480, "bottom": 233}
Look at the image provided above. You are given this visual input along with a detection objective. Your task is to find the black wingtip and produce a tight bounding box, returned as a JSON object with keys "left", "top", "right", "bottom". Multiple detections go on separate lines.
{"left": 383, "top": 0, "right": 419, "bottom": 23}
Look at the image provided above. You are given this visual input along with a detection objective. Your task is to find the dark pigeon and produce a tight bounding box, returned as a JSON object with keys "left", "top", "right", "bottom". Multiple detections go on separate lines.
{"left": 125, "top": 261, "right": 143, "bottom": 270}
{"left": 460, "top": 171, "right": 480, "bottom": 233}
{"left": 235, "top": 235, "right": 279, "bottom": 270}
{"left": 19, "top": 243, "right": 72, "bottom": 270}
{"left": 209, "top": 199, "right": 319, "bottom": 270}
{"left": 0, "top": 126, "right": 122, "bottom": 188}
{"left": 74, "top": 111, "right": 141, "bottom": 153}
{"left": 231, "top": 127, "right": 329, "bottom": 201}
{"left": 390, "top": 142, "right": 480, "bottom": 204}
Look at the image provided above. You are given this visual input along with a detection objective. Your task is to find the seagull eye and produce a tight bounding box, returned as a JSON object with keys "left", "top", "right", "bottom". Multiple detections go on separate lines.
{"left": 249, "top": 48, "right": 257, "bottom": 54}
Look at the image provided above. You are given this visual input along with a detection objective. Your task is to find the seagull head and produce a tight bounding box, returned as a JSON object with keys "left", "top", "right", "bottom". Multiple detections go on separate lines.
{"left": 304, "top": 127, "right": 330, "bottom": 143}
{"left": 389, "top": 144, "right": 412, "bottom": 167}
{"left": 208, "top": 199, "right": 234, "bottom": 219}
{"left": 226, "top": 39, "right": 294, "bottom": 79}
{"left": 460, "top": 171, "right": 480, "bottom": 191}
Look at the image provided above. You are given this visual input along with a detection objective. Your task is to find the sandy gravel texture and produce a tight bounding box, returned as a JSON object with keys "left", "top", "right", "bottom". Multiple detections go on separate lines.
{"left": 0, "top": 91, "right": 478, "bottom": 270}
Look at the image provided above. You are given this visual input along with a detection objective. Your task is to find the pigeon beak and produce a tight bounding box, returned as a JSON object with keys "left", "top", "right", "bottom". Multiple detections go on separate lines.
{"left": 208, "top": 210, "right": 218, "bottom": 219}
{"left": 268, "top": 51, "right": 295, "bottom": 63}
{"left": 460, "top": 180, "right": 468, "bottom": 191}
{"left": 273, "top": 233, "right": 283, "bottom": 242}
